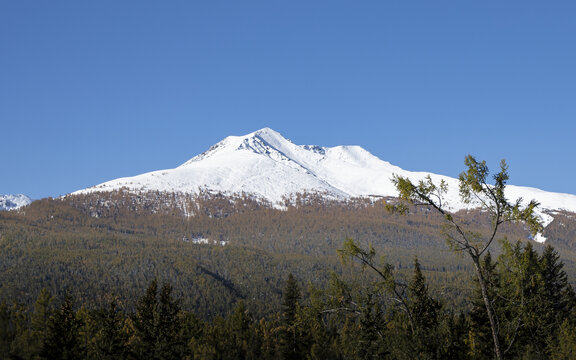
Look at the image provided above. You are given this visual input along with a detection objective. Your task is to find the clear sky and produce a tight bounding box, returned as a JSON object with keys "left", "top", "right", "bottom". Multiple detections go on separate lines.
{"left": 1, "top": 1, "right": 575, "bottom": 200}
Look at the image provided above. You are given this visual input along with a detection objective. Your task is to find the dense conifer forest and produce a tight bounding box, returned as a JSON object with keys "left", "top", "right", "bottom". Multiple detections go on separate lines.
{"left": 1, "top": 187, "right": 576, "bottom": 358}
{"left": 1, "top": 239, "right": 576, "bottom": 359}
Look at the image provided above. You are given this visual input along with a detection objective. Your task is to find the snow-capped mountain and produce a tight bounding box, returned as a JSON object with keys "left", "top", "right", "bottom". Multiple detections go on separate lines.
{"left": 0, "top": 194, "right": 32, "bottom": 211}
{"left": 75, "top": 128, "right": 576, "bottom": 239}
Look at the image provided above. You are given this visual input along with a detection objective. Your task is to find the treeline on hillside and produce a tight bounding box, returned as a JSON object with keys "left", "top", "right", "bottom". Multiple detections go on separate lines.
{"left": 12, "top": 190, "right": 544, "bottom": 264}
{"left": 1, "top": 240, "right": 575, "bottom": 359}
{"left": 1, "top": 192, "right": 574, "bottom": 318}
{"left": 34, "top": 190, "right": 546, "bottom": 257}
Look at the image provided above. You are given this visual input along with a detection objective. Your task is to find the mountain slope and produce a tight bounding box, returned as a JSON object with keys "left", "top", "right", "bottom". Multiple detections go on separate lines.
{"left": 75, "top": 128, "right": 576, "bottom": 237}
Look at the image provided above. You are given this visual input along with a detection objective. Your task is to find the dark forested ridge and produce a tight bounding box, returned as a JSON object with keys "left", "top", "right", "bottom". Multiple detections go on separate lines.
{"left": 1, "top": 191, "right": 576, "bottom": 358}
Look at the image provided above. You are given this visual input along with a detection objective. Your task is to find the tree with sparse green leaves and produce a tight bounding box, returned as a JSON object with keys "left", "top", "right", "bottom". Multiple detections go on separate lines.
{"left": 391, "top": 155, "right": 543, "bottom": 360}
{"left": 338, "top": 238, "right": 417, "bottom": 335}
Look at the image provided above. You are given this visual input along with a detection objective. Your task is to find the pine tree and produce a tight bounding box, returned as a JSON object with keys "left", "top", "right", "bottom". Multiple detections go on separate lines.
{"left": 156, "top": 282, "right": 184, "bottom": 359}
{"left": 439, "top": 312, "right": 469, "bottom": 360}
{"left": 531, "top": 244, "right": 576, "bottom": 356}
{"left": 132, "top": 279, "right": 184, "bottom": 359}
{"left": 550, "top": 319, "right": 576, "bottom": 360}
{"left": 8, "top": 289, "right": 54, "bottom": 360}
{"left": 280, "top": 273, "right": 304, "bottom": 360}
{"left": 179, "top": 311, "right": 204, "bottom": 359}
{"left": 408, "top": 257, "right": 440, "bottom": 332}
{"left": 132, "top": 279, "right": 158, "bottom": 359}
{"left": 41, "top": 292, "right": 84, "bottom": 360}
{"left": 407, "top": 257, "right": 441, "bottom": 358}
{"left": 518, "top": 242, "right": 547, "bottom": 356}
{"left": 204, "top": 301, "right": 261, "bottom": 360}
{"left": 228, "top": 301, "right": 254, "bottom": 358}
{"left": 300, "top": 289, "right": 342, "bottom": 360}
{"left": 0, "top": 301, "right": 13, "bottom": 357}
{"left": 31, "top": 288, "right": 54, "bottom": 348}
{"left": 7, "top": 303, "right": 30, "bottom": 359}
{"left": 282, "top": 274, "right": 300, "bottom": 329}
{"left": 493, "top": 241, "right": 576, "bottom": 357}
{"left": 356, "top": 293, "right": 388, "bottom": 359}
{"left": 539, "top": 245, "right": 575, "bottom": 330}
{"left": 94, "top": 298, "right": 129, "bottom": 359}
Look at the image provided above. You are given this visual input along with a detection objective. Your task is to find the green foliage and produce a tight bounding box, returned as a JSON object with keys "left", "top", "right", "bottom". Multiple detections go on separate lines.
{"left": 391, "top": 155, "right": 546, "bottom": 360}
{"left": 41, "top": 292, "right": 84, "bottom": 360}
{"left": 463, "top": 241, "right": 576, "bottom": 359}
{"left": 0, "top": 301, "right": 13, "bottom": 357}
{"left": 279, "top": 273, "right": 307, "bottom": 360}
{"left": 281, "top": 274, "right": 300, "bottom": 328}
{"left": 0, "top": 172, "right": 576, "bottom": 358}
{"left": 0, "top": 247, "right": 572, "bottom": 360}
{"left": 1, "top": 189, "right": 555, "bottom": 320}
{"left": 550, "top": 319, "right": 576, "bottom": 360}
{"left": 93, "top": 297, "right": 129, "bottom": 359}
{"left": 132, "top": 279, "right": 185, "bottom": 360}
{"left": 408, "top": 257, "right": 440, "bottom": 333}
{"left": 133, "top": 279, "right": 158, "bottom": 358}
{"left": 338, "top": 238, "right": 400, "bottom": 303}
{"left": 499, "top": 242, "right": 576, "bottom": 357}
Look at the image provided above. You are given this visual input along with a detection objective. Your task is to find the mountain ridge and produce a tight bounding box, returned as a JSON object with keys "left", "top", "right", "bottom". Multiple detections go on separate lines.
{"left": 74, "top": 128, "right": 576, "bottom": 239}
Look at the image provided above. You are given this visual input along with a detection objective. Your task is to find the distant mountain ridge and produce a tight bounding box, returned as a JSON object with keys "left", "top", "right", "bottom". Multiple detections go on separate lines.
{"left": 0, "top": 194, "right": 32, "bottom": 211}
{"left": 75, "top": 128, "right": 576, "bottom": 239}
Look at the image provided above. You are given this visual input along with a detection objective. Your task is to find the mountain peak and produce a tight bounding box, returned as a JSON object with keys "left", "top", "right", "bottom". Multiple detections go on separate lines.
{"left": 75, "top": 128, "right": 576, "bottom": 239}
{"left": 0, "top": 194, "right": 32, "bottom": 211}
{"left": 181, "top": 127, "right": 292, "bottom": 166}
{"left": 250, "top": 127, "right": 285, "bottom": 140}
{"left": 236, "top": 128, "right": 295, "bottom": 158}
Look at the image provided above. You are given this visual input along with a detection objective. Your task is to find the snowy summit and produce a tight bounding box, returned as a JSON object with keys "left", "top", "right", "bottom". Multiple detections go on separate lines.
{"left": 76, "top": 127, "right": 404, "bottom": 201}
{"left": 76, "top": 128, "right": 576, "bottom": 239}
{"left": 0, "top": 194, "right": 32, "bottom": 211}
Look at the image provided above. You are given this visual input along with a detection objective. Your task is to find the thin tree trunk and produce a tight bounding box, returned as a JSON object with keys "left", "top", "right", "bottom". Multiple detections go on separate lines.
{"left": 472, "top": 255, "right": 503, "bottom": 360}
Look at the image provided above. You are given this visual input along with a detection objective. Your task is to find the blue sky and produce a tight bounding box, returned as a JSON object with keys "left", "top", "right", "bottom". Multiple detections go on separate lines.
{"left": 1, "top": 1, "right": 575, "bottom": 199}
